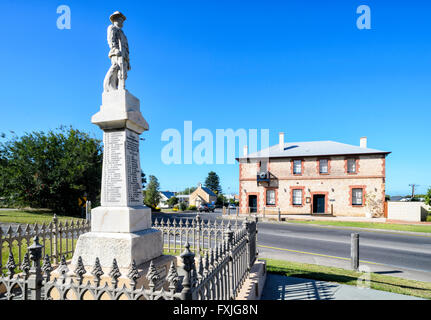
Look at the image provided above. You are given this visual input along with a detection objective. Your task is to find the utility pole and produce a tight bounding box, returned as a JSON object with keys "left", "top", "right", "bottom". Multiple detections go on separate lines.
{"left": 409, "top": 184, "right": 419, "bottom": 199}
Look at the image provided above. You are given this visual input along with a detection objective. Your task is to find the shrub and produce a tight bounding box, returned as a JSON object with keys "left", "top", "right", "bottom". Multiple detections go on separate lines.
{"left": 179, "top": 202, "right": 187, "bottom": 211}
{"left": 187, "top": 205, "right": 197, "bottom": 211}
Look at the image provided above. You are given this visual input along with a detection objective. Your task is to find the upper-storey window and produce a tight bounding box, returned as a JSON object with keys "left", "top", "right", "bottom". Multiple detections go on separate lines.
{"left": 347, "top": 158, "right": 357, "bottom": 173}
{"left": 319, "top": 159, "right": 328, "bottom": 174}
{"left": 293, "top": 160, "right": 302, "bottom": 174}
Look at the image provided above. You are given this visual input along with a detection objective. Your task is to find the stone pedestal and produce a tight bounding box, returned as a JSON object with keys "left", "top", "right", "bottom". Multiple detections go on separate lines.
{"left": 71, "top": 89, "right": 163, "bottom": 269}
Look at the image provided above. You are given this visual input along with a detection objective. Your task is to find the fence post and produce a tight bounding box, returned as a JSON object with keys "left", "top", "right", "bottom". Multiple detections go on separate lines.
{"left": 27, "top": 236, "right": 43, "bottom": 300}
{"left": 52, "top": 214, "right": 58, "bottom": 264}
{"left": 196, "top": 214, "right": 201, "bottom": 256}
{"left": 86, "top": 201, "right": 92, "bottom": 222}
{"left": 278, "top": 207, "right": 281, "bottom": 222}
{"left": 236, "top": 207, "right": 239, "bottom": 217}
{"left": 224, "top": 225, "right": 234, "bottom": 299}
{"left": 351, "top": 233, "right": 359, "bottom": 271}
{"left": 180, "top": 243, "right": 196, "bottom": 300}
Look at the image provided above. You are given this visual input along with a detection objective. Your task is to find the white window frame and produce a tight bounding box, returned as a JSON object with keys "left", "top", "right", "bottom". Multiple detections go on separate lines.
{"left": 319, "top": 159, "right": 328, "bottom": 174}
{"left": 352, "top": 188, "right": 363, "bottom": 206}
{"left": 292, "top": 189, "right": 303, "bottom": 205}
{"left": 266, "top": 189, "right": 276, "bottom": 206}
{"left": 347, "top": 158, "right": 357, "bottom": 173}
{"left": 293, "top": 160, "right": 302, "bottom": 174}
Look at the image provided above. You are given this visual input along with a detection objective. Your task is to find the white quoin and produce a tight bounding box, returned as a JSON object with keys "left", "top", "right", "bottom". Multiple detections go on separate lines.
{"left": 243, "top": 145, "right": 248, "bottom": 156}
{"left": 279, "top": 132, "right": 285, "bottom": 150}
{"left": 360, "top": 137, "right": 367, "bottom": 148}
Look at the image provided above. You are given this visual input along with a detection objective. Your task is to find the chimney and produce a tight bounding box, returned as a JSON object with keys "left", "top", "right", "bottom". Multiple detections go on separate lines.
{"left": 279, "top": 132, "right": 285, "bottom": 151}
{"left": 360, "top": 137, "right": 367, "bottom": 148}
{"left": 243, "top": 145, "right": 248, "bottom": 157}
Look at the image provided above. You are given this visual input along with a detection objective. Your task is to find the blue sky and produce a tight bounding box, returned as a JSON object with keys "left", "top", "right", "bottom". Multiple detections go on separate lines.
{"left": 1, "top": 0, "right": 430, "bottom": 196}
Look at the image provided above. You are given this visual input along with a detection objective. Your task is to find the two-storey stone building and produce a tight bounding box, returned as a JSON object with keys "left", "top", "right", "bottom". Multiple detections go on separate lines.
{"left": 237, "top": 133, "right": 390, "bottom": 217}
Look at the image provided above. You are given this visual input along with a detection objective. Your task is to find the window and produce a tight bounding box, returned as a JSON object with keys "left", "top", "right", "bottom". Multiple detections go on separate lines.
{"left": 293, "top": 160, "right": 302, "bottom": 174}
{"left": 319, "top": 159, "right": 328, "bottom": 174}
{"left": 292, "top": 189, "right": 303, "bottom": 205}
{"left": 347, "top": 159, "right": 357, "bottom": 173}
{"left": 352, "top": 188, "right": 363, "bottom": 205}
{"left": 266, "top": 189, "right": 275, "bottom": 205}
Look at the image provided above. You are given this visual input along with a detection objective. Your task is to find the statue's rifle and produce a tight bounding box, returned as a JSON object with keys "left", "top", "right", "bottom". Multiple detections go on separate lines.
{"left": 118, "top": 39, "right": 125, "bottom": 89}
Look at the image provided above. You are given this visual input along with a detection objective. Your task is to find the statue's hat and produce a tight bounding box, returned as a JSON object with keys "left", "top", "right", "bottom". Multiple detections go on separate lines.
{"left": 110, "top": 11, "right": 126, "bottom": 23}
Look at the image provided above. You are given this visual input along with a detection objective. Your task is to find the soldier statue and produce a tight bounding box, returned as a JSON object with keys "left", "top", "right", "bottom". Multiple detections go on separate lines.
{"left": 103, "top": 11, "right": 130, "bottom": 92}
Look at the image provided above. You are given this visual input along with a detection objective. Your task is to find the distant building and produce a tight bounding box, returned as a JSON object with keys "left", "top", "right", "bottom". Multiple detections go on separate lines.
{"left": 158, "top": 191, "right": 175, "bottom": 208}
{"left": 189, "top": 184, "right": 217, "bottom": 207}
{"left": 176, "top": 195, "right": 190, "bottom": 204}
{"left": 237, "top": 134, "right": 390, "bottom": 217}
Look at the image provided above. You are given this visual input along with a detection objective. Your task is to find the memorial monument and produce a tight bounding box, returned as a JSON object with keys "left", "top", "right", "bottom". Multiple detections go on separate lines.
{"left": 71, "top": 11, "right": 163, "bottom": 270}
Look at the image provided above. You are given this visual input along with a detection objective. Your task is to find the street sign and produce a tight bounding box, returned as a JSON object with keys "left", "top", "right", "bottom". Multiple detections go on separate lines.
{"left": 78, "top": 196, "right": 87, "bottom": 207}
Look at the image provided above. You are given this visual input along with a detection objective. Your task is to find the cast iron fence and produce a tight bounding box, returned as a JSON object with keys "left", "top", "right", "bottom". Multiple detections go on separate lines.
{"left": 0, "top": 215, "right": 90, "bottom": 274}
{"left": 153, "top": 216, "right": 246, "bottom": 254}
{"left": 0, "top": 218, "right": 258, "bottom": 300}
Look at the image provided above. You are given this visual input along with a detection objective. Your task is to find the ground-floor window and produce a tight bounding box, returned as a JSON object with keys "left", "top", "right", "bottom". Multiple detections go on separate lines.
{"left": 352, "top": 188, "right": 363, "bottom": 206}
{"left": 266, "top": 189, "right": 276, "bottom": 205}
{"left": 292, "top": 189, "right": 303, "bottom": 205}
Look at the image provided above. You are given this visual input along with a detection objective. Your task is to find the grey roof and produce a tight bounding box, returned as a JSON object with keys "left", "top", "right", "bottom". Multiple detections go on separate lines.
{"left": 201, "top": 187, "right": 217, "bottom": 197}
{"left": 238, "top": 140, "right": 390, "bottom": 160}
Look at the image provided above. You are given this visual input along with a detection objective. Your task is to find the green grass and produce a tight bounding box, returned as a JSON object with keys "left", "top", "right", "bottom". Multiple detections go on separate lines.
{"left": 263, "top": 258, "right": 431, "bottom": 299}
{"left": 284, "top": 219, "right": 431, "bottom": 233}
{"left": 2, "top": 238, "right": 77, "bottom": 275}
{"left": 0, "top": 210, "right": 84, "bottom": 225}
{"left": 427, "top": 214, "right": 431, "bottom": 222}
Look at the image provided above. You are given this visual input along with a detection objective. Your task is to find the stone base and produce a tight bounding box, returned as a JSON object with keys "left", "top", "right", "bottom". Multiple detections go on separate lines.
{"left": 91, "top": 206, "right": 152, "bottom": 233}
{"left": 92, "top": 89, "right": 149, "bottom": 134}
{"left": 236, "top": 260, "right": 267, "bottom": 300}
{"left": 71, "top": 228, "right": 163, "bottom": 269}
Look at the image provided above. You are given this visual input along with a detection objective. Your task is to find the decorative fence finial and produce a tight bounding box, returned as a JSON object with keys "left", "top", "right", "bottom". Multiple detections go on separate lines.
{"left": 20, "top": 253, "right": 31, "bottom": 277}
{"left": 6, "top": 251, "right": 16, "bottom": 278}
{"left": 128, "top": 260, "right": 140, "bottom": 288}
{"left": 146, "top": 260, "right": 160, "bottom": 289}
{"left": 91, "top": 257, "right": 104, "bottom": 286}
{"left": 109, "top": 258, "right": 121, "bottom": 288}
{"left": 42, "top": 254, "right": 53, "bottom": 280}
{"left": 166, "top": 261, "right": 179, "bottom": 290}
{"left": 74, "top": 256, "right": 87, "bottom": 282}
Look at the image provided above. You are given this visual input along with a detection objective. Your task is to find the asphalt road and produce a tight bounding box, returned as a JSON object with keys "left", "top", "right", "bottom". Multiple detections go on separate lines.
{"left": 257, "top": 221, "right": 431, "bottom": 274}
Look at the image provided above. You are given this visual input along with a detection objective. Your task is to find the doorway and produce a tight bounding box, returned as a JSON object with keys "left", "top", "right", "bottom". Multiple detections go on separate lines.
{"left": 313, "top": 194, "right": 326, "bottom": 214}
{"left": 248, "top": 195, "right": 257, "bottom": 213}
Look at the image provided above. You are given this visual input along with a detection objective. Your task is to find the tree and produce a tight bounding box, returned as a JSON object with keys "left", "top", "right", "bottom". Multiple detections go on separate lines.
{"left": 178, "top": 186, "right": 196, "bottom": 195}
{"left": 144, "top": 175, "right": 161, "bottom": 208}
{"left": 0, "top": 126, "right": 102, "bottom": 216}
{"left": 167, "top": 196, "right": 178, "bottom": 207}
{"left": 204, "top": 171, "right": 222, "bottom": 194}
{"left": 425, "top": 188, "right": 431, "bottom": 206}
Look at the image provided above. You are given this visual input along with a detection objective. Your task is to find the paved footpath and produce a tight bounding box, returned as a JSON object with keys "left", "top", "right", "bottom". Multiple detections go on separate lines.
{"left": 261, "top": 274, "right": 424, "bottom": 300}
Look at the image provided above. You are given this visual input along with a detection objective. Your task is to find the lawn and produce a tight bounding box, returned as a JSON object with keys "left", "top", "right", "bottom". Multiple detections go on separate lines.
{"left": 264, "top": 258, "right": 431, "bottom": 299}
{"left": 0, "top": 210, "right": 84, "bottom": 225}
{"left": 2, "top": 238, "right": 78, "bottom": 275}
{"left": 284, "top": 219, "right": 431, "bottom": 233}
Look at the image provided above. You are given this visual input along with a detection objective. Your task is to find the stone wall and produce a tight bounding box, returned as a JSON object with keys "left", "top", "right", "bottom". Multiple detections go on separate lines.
{"left": 239, "top": 154, "right": 386, "bottom": 217}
